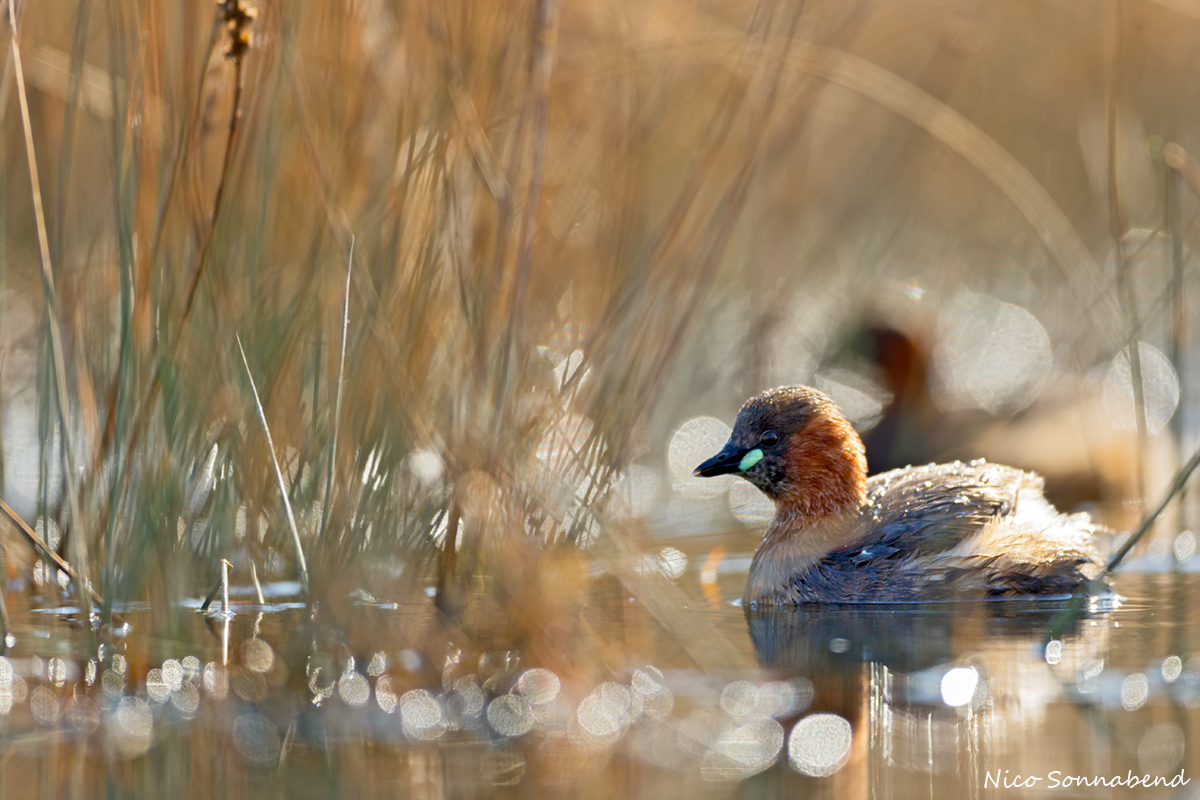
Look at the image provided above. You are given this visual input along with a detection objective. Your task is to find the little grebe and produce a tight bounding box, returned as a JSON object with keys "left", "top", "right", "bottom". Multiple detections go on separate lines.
{"left": 694, "top": 385, "right": 1104, "bottom": 605}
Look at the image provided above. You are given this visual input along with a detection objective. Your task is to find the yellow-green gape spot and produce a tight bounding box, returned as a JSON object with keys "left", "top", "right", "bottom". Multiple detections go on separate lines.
{"left": 739, "top": 448, "right": 763, "bottom": 472}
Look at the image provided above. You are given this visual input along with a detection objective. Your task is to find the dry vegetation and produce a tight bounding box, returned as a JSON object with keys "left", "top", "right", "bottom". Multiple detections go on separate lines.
{"left": 0, "top": 0, "right": 1198, "bottom": 646}
{"left": 5, "top": 1, "right": 1200, "bottom": 797}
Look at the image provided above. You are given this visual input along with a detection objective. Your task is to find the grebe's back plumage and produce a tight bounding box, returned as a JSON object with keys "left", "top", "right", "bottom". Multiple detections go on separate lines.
{"left": 695, "top": 385, "right": 1104, "bottom": 605}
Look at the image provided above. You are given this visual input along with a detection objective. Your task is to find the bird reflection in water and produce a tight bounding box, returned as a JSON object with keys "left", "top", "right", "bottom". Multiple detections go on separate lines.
{"left": 744, "top": 601, "right": 1112, "bottom": 797}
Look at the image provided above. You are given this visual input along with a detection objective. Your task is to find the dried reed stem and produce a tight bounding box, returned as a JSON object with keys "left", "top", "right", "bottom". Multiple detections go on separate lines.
{"left": 1106, "top": 0, "right": 1148, "bottom": 514}
{"left": 320, "top": 237, "right": 354, "bottom": 540}
{"left": 1167, "top": 162, "right": 1188, "bottom": 532}
{"left": 50, "top": 0, "right": 91, "bottom": 268}
{"left": 1045, "top": 439, "right": 1200, "bottom": 641}
{"left": 94, "top": 1, "right": 253, "bottom": 538}
{"left": 7, "top": 0, "right": 94, "bottom": 624}
{"left": 0, "top": 501, "right": 125, "bottom": 627}
{"left": 236, "top": 334, "right": 311, "bottom": 597}
{"left": 496, "top": 0, "right": 560, "bottom": 415}
{"left": 1167, "top": 142, "right": 1199, "bottom": 531}
{"left": 199, "top": 559, "right": 231, "bottom": 613}
{"left": 182, "top": 2, "right": 255, "bottom": 320}
{"left": 250, "top": 560, "right": 265, "bottom": 605}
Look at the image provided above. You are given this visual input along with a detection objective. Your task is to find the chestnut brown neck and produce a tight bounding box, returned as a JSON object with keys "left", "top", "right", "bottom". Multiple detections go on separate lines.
{"left": 773, "top": 413, "right": 867, "bottom": 519}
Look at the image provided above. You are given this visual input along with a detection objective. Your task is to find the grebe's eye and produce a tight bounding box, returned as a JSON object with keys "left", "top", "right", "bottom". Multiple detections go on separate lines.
{"left": 759, "top": 430, "right": 779, "bottom": 447}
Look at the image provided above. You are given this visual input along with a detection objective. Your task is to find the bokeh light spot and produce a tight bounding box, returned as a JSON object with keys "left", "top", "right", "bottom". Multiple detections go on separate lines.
{"left": 401, "top": 689, "right": 446, "bottom": 739}
{"left": 1138, "top": 723, "right": 1184, "bottom": 774}
{"left": 242, "top": 639, "right": 275, "bottom": 673}
{"left": 338, "top": 671, "right": 370, "bottom": 707}
{"left": 788, "top": 713, "right": 852, "bottom": 777}
{"left": 1174, "top": 531, "right": 1196, "bottom": 563}
{"left": 668, "top": 417, "right": 733, "bottom": 499}
{"left": 487, "top": 694, "right": 534, "bottom": 737}
{"left": 940, "top": 667, "right": 979, "bottom": 707}
{"left": 232, "top": 712, "right": 281, "bottom": 767}
{"left": 1104, "top": 343, "right": 1179, "bottom": 434}
{"left": 1121, "top": 672, "right": 1149, "bottom": 711}
{"left": 729, "top": 480, "right": 774, "bottom": 525}
{"left": 517, "top": 668, "right": 561, "bottom": 705}
{"left": 932, "top": 292, "right": 1051, "bottom": 414}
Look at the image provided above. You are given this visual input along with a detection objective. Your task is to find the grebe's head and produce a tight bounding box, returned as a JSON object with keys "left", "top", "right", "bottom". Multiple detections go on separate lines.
{"left": 694, "top": 386, "right": 867, "bottom": 516}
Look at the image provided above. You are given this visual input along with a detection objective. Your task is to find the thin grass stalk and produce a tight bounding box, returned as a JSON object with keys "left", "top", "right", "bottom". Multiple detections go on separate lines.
{"left": 199, "top": 571, "right": 223, "bottom": 613}
{"left": 100, "top": 1, "right": 139, "bottom": 616}
{"left": 101, "top": 267, "right": 135, "bottom": 614}
{"left": 179, "top": 5, "right": 251, "bottom": 327}
{"left": 310, "top": 335, "right": 321, "bottom": 452}
{"left": 7, "top": 0, "right": 94, "bottom": 624}
{"left": 1105, "top": 443, "right": 1200, "bottom": 572}
{"left": 222, "top": 557, "right": 231, "bottom": 613}
{"left": 1115, "top": 259, "right": 1149, "bottom": 504}
{"left": 320, "top": 237, "right": 354, "bottom": 541}
{"left": 1168, "top": 164, "right": 1188, "bottom": 534}
{"left": 1106, "top": 0, "right": 1148, "bottom": 516}
{"left": 0, "top": 37, "right": 4, "bottom": 534}
{"left": 250, "top": 561, "right": 265, "bottom": 605}
{"left": 0, "top": 501, "right": 9, "bottom": 637}
{"left": 236, "top": 334, "right": 310, "bottom": 598}
{"left": 85, "top": 11, "right": 253, "bottom": 610}
{"left": 1164, "top": 143, "right": 1200, "bottom": 537}
{"left": 434, "top": 506, "right": 462, "bottom": 615}
{"left": 0, "top": 355, "right": 5, "bottom": 530}
{"left": 198, "top": 559, "right": 233, "bottom": 614}
{"left": 49, "top": 0, "right": 92, "bottom": 269}
{"left": 91, "top": 4, "right": 251, "bottom": 524}
{"left": 85, "top": 10, "right": 221, "bottom": 498}
{"left": 0, "top": 0, "right": 21, "bottom": 115}
{"left": 1044, "top": 432, "right": 1200, "bottom": 642}
{"left": 0, "top": 501, "right": 124, "bottom": 626}
{"left": 430, "top": 40, "right": 509, "bottom": 204}
{"left": 36, "top": 327, "right": 52, "bottom": 534}
{"left": 496, "top": 0, "right": 559, "bottom": 418}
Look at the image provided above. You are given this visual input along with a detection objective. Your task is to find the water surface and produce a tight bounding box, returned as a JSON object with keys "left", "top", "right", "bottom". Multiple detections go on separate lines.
{"left": 0, "top": 548, "right": 1196, "bottom": 799}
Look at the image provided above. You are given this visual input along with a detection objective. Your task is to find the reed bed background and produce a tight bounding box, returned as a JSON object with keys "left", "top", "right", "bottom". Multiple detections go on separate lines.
{"left": 5, "top": 1, "right": 1200, "bottom": 797}
{"left": 0, "top": 0, "right": 1199, "bottom": 693}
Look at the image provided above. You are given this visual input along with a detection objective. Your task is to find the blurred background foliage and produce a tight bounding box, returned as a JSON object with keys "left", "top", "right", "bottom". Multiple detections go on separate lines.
{"left": 1, "top": 0, "right": 1199, "bottom": 625}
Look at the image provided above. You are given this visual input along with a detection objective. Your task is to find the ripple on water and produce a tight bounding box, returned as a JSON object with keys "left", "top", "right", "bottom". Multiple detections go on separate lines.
{"left": 2, "top": 562, "right": 1199, "bottom": 795}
